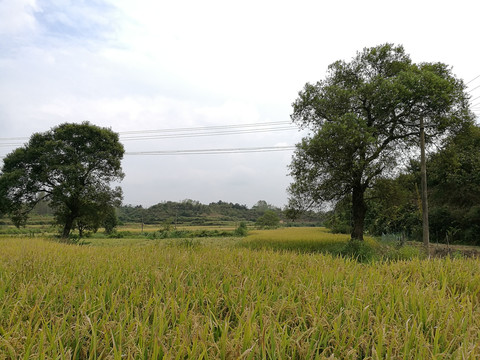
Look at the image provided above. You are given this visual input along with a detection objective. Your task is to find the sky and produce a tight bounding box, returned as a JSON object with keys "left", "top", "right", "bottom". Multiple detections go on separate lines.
{"left": 1, "top": 0, "right": 479, "bottom": 208}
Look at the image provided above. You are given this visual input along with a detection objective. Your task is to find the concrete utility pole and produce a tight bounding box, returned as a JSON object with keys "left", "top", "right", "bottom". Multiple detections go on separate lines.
{"left": 419, "top": 117, "right": 430, "bottom": 255}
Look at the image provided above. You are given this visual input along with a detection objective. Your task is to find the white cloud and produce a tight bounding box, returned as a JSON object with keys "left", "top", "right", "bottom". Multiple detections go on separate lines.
{"left": 1, "top": 0, "right": 479, "bottom": 207}
{"left": 0, "top": 0, "right": 38, "bottom": 36}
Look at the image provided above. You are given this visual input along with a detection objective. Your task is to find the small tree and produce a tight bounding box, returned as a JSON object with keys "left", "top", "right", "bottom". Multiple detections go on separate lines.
{"left": 256, "top": 210, "right": 280, "bottom": 229}
{"left": 103, "top": 207, "right": 119, "bottom": 235}
{"left": 234, "top": 221, "right": 248, "bottom": 236}
{"left": 0, "top": 122, "right": 124, "bottom": 238}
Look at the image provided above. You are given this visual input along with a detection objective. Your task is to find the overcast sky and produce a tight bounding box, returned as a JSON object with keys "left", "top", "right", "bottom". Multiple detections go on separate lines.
{"left": 1, "top": 0, "right": 479, "bottom": 208}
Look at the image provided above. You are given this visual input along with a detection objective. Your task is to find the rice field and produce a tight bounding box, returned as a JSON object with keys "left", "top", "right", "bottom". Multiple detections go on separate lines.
{"left": 0, "top": 229, "right": 479, "bottom": 359}
{"left": 239, "top": 227, "right": 370, "bottom": 254}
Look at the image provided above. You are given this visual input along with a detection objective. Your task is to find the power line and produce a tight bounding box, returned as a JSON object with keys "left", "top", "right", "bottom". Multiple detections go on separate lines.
{"left": 125, "top": 145, "right": 296, "bottom": 156}
{"left": 0, "top": 121, "right": 297, "bottom": 143}
{"left": 0, "top": 121, "right": 299, "bottom": 159}
{"left": 121, "top": 126, "right": 297, "bottom": 141}
{"left": 468, "top": 84, "right": 480, "bottom": 93}
{"left": 466, "top": 74, "right": 480, "bottom": 85}
{"left": 120, "top": 121, "right": 292, "bottom": 135}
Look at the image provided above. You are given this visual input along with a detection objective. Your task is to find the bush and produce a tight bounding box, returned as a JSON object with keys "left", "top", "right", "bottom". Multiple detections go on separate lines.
{"left": 381, "top": 245, "right": 425, "bottom": 261}
{"left": 103, "top": 208, "right": 118, "bottom": 235}
{"left": 234, "top": 222, "right": 248, "bottom": 236}
{"left": 341, "top": 240, "right": 376, "bottom": 262}
{"left": 255, "top": 210, "right": 280, "bottom": 229}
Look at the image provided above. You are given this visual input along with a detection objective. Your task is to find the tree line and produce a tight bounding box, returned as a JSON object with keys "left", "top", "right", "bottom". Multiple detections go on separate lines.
{"left": 117, "top": 199, "right": 324, "bottom": 227}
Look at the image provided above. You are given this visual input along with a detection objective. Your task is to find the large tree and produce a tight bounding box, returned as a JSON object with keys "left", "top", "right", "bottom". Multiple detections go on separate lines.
{"left": 288, "top": 44, "right": 473, "bottom": 240}
{"left": 0, "top": 122, "right": 124, "bottom": 238}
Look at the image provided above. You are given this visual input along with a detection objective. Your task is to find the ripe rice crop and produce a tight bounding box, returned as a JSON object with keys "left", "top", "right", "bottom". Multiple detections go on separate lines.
{"left": 0, "top": 234, "right": 479, "bottom": 359}
{"left": 240, "top": 227, "right": 377, "bottom": 255}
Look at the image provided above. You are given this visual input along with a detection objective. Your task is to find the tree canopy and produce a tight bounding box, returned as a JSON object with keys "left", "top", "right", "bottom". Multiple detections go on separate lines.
{"left": 0, "top": 122, "right": 124, "bottom": 238}
{"left": 288, "top": 44, "right": 473, "bottom": 240}
{"left": 255, "top": 210, "right": 281, "bottom": 229}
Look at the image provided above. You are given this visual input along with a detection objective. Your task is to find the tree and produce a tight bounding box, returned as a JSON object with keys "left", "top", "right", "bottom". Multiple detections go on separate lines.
{"left": 256, "top": 210, "right": 280, "bottom": 229}
{"left": 103, "top": 206, "right": 119, "bottom": 235}
{"left": 288, "top": 44, "right": 473, "bottom": 241}
{"left": 0, "top": 122, "right": 124, "bottom": 238}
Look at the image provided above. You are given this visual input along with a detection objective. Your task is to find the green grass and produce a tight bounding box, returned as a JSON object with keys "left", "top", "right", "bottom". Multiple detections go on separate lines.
{"left": 0, "top": 231, "right": 479, "bottom": 358}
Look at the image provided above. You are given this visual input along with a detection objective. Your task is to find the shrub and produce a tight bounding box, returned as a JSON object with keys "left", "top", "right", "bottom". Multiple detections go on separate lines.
{"left": 234, "top": 222, "right": 248, "bottom": 236}
{"left": 255, "top": 210, "right": 280, "bottom": 229}
{"left": 341, "top": 239, "right": 376, "bottom": 262}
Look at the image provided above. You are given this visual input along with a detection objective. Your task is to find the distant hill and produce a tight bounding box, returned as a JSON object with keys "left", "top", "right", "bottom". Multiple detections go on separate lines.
{"left": 117, "top": 199, "right": 325, "bottom": 226}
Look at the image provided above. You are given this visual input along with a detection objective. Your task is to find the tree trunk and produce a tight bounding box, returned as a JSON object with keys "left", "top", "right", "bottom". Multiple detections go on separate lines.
{"left": 62, "top": 216, "right": 74, "bottom": 238}
{"left": 351, "top": 184, "right": 366, "bottom": 241}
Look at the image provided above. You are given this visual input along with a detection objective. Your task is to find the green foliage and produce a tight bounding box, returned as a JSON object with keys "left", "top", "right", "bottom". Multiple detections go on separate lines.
{"left": 108, "top": 231, "right": 126, "bottom": 239}
{"left": 161, "top": 217, "right": 175, "bottom": 231}
{"left": 324, "top": 196, "right": 352, "bottom": 234}
{"left": 234, "top": 221, "right": 248, "bottom": 236}
{"left": 255, "top": 210, "right": 280, "bottom": 229}
{"left": 288, "top": 43, "right": 473, "bottom": 241}
{"left": 427, "top": 124, "right": 480, "bottom": 244}
{"left": 103, "top": 207, "right": 118, "bottom": 235}
{"left": 380, "top": 244, "right": 426, "bottom": 261}
{"left": 364, "top": 173, "right": 422, "bottom": 239}
{"left": 341, "top": 239, "right": 376, "bottom": 262}
{"left": 117, "top": 200, "right": 319, "bottom": 227}
{"left": 0, "top": 122, "right": 124, "bottom": 238}
{"left": 362, "top": 124, "right": 480, "bottom": 245}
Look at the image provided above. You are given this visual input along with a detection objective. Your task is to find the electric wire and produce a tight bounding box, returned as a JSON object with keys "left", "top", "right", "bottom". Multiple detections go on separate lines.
{"left": 1, "top": 145, "right": 297, "bottom": 159}
{"left": 121, "top": 126, "right": 297, "bottom": 141}
{"left": 466, "top": 74, "right": 480, "bottom": 85}
{"left": 0, "top": 121, "right": 300, "bottom": 159}
{"left": 468, "top": 84, "right": 480, "bottom": 93}
{"left": 125, "top": 145, "right": 296, "bottom": 156}
{"left": 120, "top": 121, "right": 292, "bottom": 135}
{"left": 0, "top": 121, "right": 297, "bottom": 143}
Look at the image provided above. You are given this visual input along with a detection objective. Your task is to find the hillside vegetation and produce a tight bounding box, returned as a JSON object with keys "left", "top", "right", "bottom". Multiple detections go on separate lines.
{"left": 117, "top": 200, "right": 324, "bottom": 226}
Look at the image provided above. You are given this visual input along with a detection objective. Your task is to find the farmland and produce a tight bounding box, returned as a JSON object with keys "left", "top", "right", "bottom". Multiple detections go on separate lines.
{"left": 1, "top": 228, "right": 480, "bottom": 359}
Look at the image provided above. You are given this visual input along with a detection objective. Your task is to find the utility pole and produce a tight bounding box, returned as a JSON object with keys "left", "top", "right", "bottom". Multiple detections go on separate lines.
{"left": 419, "top": 117, "right": 430, "bottom": 255}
